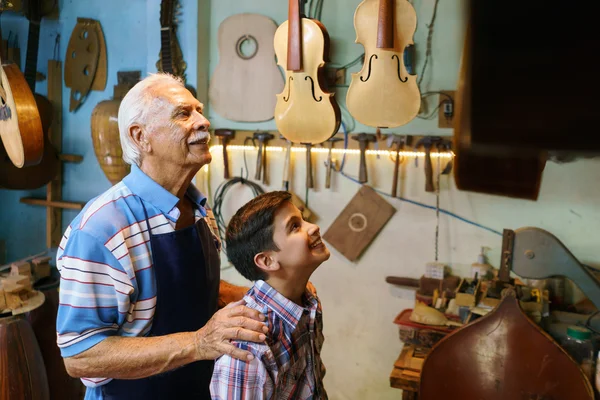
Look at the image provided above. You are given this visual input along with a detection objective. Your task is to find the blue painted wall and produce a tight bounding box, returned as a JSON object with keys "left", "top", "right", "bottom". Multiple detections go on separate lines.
{"left": 0, "top": 0, "right": 198, "bottom": 262}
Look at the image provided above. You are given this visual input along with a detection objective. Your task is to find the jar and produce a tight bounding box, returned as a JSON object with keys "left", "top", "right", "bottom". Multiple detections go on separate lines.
{"left": 562, "top": 325, "right": 595, "bottom": 381}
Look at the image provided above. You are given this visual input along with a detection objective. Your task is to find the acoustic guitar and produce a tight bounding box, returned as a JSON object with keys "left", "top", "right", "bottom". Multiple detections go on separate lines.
{"left": 209, "top": 13, "right": 284, "bottom": 122}
{"left": 346, "top": 0, "right": 421, "bottom": 128}
{"left": 0, "top": 2, "right": 43, "bottom": 168}
{"left": 273, "top": 0, "right": 341, "bottom": 144}
{"left": 0, "top": 0, "right": 60, "bottom": 190}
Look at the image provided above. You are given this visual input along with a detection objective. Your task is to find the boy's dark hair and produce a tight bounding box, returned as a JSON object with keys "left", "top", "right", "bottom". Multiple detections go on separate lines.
{"left": 225, "top": 191, "right": 292, "bottom": 281}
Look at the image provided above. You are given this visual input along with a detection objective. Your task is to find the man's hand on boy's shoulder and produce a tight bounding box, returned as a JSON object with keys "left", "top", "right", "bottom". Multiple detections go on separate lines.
{"left": 195, "top": 300, "right": 268, "bottom": 362}
{"left": 306, "top": 281, "right": 317, "bottom": 296}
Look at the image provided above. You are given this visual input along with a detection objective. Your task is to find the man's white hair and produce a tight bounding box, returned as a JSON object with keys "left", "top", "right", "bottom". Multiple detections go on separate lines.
{"left": 118, "top": 73, "right": 185, "bottom": 166}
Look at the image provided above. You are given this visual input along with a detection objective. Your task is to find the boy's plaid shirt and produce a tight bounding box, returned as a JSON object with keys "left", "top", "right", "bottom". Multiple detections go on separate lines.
{"left": 210, "top": 280, "right": 327, "bottom": 399}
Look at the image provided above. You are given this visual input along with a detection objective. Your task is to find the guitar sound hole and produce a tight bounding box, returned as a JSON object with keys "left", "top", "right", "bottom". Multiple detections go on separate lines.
{"left": 235, "top": 35, "right": 258, "bottom": 60}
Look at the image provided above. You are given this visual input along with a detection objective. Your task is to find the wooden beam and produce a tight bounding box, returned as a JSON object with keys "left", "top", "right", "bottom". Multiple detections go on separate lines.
{"left": 47, "top": 60, "right": 63, "bottom": 248}
{"left": 20, "top": 198, "right": 84, "bottom": 210}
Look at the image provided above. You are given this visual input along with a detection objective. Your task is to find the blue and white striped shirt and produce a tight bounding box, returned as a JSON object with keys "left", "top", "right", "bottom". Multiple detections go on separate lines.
{"left": 56, "top": 165, "right": 218, "bottom": 399}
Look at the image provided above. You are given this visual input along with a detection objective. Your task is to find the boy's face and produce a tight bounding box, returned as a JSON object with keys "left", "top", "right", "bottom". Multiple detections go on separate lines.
{"left": 269, "top": 201, "right": 330, "bottom": 279}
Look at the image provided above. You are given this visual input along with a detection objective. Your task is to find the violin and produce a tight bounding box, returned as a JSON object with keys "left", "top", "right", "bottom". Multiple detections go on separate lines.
{"left": 346, "top": 0, "right": 421, "bottom": 128}
{"left": 273, "top": 0, "right": 340, "bottom": 144}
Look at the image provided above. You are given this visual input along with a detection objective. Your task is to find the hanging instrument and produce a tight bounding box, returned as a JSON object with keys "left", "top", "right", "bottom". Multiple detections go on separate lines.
{"left": 273, "top": 0, "right": 341, "bottom": 144}
{"left": 0, "top": 0, "right": 60, "bottom": 189}
{"left": 346, "top": 0, "right": 421, "bottom": 128}
{"left": 0, "top": 2, "right": 44, "bottom": 168}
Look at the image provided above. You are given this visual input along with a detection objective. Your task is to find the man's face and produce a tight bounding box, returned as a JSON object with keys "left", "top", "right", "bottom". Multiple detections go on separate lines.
{"left": 145, "top": 83, "right": 212, "bottom": 169}
{"left": 270, "top": 201, "right": 330, "bottom": 280}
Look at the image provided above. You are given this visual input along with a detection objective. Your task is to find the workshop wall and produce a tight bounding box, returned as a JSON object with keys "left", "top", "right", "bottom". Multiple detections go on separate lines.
{"left": 1, "top": 1, "right": 600, "bottom": 399}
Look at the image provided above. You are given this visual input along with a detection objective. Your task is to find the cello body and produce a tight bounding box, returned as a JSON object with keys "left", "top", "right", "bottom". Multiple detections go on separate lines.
{"left": 274, "top": 10, "right": 340, "bottom": 144}
{"left": 347, "top": 0, "right": 420, "bottom": 128}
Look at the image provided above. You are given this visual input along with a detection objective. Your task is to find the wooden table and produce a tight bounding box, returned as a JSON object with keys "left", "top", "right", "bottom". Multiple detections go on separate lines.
{"left": 390, "top": 345, "right": 426, "bottom": 400}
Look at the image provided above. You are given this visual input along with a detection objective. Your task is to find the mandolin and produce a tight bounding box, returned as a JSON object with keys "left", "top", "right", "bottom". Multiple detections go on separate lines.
{"left": 0, "top": 0, "right": 60, "bottom": 190}
{"left": 273, "top": 0, "right": 341, "bottom": 144}
{"left": 346, "top": 0, "right": 421, "bottom": 128}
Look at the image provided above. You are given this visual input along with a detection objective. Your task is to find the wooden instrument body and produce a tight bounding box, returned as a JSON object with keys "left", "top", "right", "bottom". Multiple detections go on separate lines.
{"left": 274, "top": 19, "right": 340, "bottom": 144}
{"left": 210, "top": 13, "right": 284, "bottom": 122}
{"left": 420, "top": 291, "right": 594, "bottom": 399}
{"left": 0, "top": 315, "right": 50, "bottom": 400}
{"left": 91, "top": 98, "right": 131, "bottom": 184}
{"left": 347, "top": 0, "right": 420, "bottom": 128}
{"left": 0, "top": 61, "right": 44, "bottom": 167}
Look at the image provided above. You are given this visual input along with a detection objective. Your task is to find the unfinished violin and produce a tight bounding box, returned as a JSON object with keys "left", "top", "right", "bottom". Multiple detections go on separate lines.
{"left": 273, "top": 0, "right": 340, "bottom": 144}
{"left": 346, "top": 0, "right": 420, "bottom": 128}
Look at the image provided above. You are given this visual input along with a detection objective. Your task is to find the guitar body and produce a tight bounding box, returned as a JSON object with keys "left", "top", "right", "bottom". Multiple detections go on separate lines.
{"left": 274, "top": 19, "right": 340, "bottom": 144}
{"left": 210, "top": 13, "right": 284, "bottom": 122}
{"left": 0, "top": 62, "right": 44, "bottom": 168}
{"left": 347, "top": 0, "right": 420, "bottom": 128}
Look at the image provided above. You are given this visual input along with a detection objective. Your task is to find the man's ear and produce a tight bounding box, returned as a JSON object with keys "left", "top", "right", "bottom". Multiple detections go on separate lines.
{"left": 129, "top": 124, "right": 151, "bottom": 154}
{"left": 254, "top": 251, "right": 280, "bottom": 273}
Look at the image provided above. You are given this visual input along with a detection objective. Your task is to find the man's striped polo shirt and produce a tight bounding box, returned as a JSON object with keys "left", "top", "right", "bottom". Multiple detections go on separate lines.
{"left": 56, "top": 164, "right": 218, "bottom": 397}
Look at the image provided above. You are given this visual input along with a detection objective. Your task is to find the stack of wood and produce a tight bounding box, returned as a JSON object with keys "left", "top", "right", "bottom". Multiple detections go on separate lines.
{"left": 0, "top": 258, "right": 50, "bottom": 313}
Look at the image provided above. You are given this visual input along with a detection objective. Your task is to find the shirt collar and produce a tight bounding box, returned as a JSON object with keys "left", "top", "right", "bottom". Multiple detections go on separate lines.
{"left": 249, "top": 280, "right": 319, "bottom": 330}
{"left": 122, "top": 164, "right": 207, "bottom": 219}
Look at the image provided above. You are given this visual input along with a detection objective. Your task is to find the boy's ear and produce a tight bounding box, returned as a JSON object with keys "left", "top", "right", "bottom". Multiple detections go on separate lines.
{"left": 254, "top": 251, "right": 280, "bottom": 273}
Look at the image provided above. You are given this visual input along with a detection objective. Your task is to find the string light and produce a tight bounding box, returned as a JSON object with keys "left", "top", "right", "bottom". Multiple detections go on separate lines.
{"left": 208, "top": 145, "right": 453, "bottom": 158}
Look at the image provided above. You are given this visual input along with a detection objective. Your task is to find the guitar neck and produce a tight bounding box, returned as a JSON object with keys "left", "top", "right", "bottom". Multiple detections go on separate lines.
{"left": 160, "top": 28, "right": 174, "bottom": 74}
{"left": 287, "top": 0, "right": 302, "bottom": 71}
{"left": 377, "top": 0, "right": 394, "bottom": 49}
{"left": 24, "top": 19, "right": 40, "bottom": 92}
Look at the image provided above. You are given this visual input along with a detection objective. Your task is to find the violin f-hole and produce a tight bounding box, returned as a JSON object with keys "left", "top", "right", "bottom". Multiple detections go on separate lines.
{"left": 360, "top": 54, "right": 378, "bottom": 82}
{"left": 304, "top": 76, "right": 322, "bottom": 102}
{"left": 391, "top": 55, "right": 408, "bottom": 82}
{"left": 283, "top": 76, "right": 294, "bottom": 102}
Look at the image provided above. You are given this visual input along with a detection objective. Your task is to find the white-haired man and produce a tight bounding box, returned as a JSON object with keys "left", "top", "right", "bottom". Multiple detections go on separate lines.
{"left": 56, "top": 73, "right": 268, "bottom": 400}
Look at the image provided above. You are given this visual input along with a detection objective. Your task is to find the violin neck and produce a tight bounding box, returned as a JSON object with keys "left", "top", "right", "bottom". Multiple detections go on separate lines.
{"left": 377, "top": 0, "right": 395, "bottom": 49}
{"left": 287, "top": 0, "right": 303, "bottom": 71}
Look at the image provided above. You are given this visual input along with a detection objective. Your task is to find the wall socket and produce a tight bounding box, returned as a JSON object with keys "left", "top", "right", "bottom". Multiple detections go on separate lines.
{"left": 438, "top": 90, "right": 455, "bottom": 129}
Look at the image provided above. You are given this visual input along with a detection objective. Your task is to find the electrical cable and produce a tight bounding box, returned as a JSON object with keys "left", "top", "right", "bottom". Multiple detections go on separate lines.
{"left": 417, "top": 0, "right": 440, "bottom": 91}
{"left": 212, "top": 177, "right": 265, "bottom": 257}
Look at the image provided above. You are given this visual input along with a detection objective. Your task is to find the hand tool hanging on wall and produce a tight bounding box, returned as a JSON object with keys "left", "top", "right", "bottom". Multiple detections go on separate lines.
{"left": 352, "top": 133, "right": 376, "bottom": 183}
{"left": 280, "top": 134, "right": 293, "bottom": 191}
{"left": 65, "top": 18, "right": 107, "bottom": 111}
{"left": 414, "top": 136, "right": 442, "bottom": 193}
{"left": 324, "top": 137, "right": 342, "bottom": 189}
{"left": 253, "top": 131, "right": 273, "bottom": 184}
{"left": 390, "top": 135, "right": 412, "bottom": 197}
{"left": 302, "top": 142, "right": 314, "bottom": 189}
{"left": 215, "top": 129, "right": 235, "bottom": 180}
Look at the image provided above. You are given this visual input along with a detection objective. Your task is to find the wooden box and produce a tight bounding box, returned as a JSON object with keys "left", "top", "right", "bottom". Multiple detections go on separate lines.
{"left": 454, "top": 278, "right": 480, "bottom": 307}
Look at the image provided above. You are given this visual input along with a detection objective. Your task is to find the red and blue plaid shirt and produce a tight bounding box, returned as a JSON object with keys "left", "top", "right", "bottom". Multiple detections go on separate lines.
{"left": 210, "top": 280, "right": 327, "bottom": 399}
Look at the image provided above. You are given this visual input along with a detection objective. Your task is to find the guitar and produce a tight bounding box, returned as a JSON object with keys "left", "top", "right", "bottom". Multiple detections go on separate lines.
{"left": 273, "top": 0, "right": 341, "bottom": 144}
{"left": 156, "top": 0, "right": 187, "bottom": 79}
{"left": 0, "top": 0, "right": 59, "bottom": 189}
{"left": 346, "top": 0, "right": 421, "bottom": 128}
{"left": 209, "top": 14, "right": 284, "bottom": 122}
{"left": 0, "top": 1, "right": 44, "bottom": 168}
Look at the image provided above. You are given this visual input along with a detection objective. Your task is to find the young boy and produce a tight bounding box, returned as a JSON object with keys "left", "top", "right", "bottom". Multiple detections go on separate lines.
{"left": 210, "top": 191, "right": 330, "bottom": 400}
